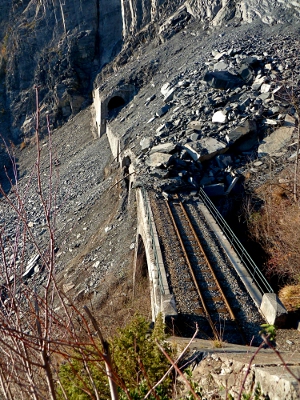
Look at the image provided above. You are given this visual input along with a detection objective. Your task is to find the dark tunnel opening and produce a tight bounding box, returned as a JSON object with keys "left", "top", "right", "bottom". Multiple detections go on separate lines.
{"left": 107, "top": 96, "right": 126, "bottom": 118}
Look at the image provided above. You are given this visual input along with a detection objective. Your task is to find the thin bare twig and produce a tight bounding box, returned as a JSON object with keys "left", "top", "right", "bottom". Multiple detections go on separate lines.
{"left": 150, "top": 324, "right": 200, "bottom": 400}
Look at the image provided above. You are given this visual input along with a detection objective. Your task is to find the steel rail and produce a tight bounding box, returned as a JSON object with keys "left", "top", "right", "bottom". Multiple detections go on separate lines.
{"left": 165, "top": 199, "right": 220, "bottom": 340}
{"left": 179, "top": 200, "right": 237, "bottom": 322}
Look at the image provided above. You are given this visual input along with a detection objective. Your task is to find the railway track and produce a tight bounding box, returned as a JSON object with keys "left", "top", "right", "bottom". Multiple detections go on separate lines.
{"left": 150, "top": 191, "right": 263, "bottom": 344}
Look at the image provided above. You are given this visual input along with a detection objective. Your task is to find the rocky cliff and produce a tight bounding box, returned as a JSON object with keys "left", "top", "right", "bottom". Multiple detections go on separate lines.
{"left": 1, "top": 0, "right": 300, "bottom": 143}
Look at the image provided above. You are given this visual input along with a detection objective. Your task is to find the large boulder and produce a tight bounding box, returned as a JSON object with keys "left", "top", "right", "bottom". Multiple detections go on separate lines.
{"left": 226, "top": 119, "right": 258, "bottom": 151}
{"left": 204, "top": 71, "right": 244, "bottom": 90}
{"left": 150, "top": 143, "right": 177, "bottom": 155}
{"left": 184, "top": 138, "right": 227, "bottom": 162}
{"left": 258, "top": 115, "right": 295, "bottom": 157}
{"left": 146, "top": 152, "right": 173, "bottom": 168}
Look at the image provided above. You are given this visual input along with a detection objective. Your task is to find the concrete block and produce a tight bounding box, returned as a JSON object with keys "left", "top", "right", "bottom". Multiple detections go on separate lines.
{"left": 260, "top": 293, "right": 288, "bottom": 328}
{"left": 161, "top": 294, "right": 177, "bottom": 323}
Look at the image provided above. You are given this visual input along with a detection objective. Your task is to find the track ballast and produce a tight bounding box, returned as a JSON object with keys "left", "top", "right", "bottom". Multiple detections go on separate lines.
{"left": 150, "top": 191, "right": 264, "bottom": 345}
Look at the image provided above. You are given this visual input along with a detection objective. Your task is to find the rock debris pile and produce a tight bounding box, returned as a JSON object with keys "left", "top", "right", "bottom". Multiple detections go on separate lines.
{"left": 0, "top": 109, "right": 137, "bottom": 303}
{"left": 109, "top": 23, "right": 300, "bottom": 196}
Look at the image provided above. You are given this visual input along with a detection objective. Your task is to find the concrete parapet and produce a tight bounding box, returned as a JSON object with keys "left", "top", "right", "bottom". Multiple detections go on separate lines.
{"left": 197, "top": 202, "right": 263, "bottom": 310}
{"left": 161, "top": 294, "right": 177, "bottom": 325}
{"left": 135, "top": 188, "right": 177, "bottom": 322}
{"left": 260, "top": 293, "right": 288, "bottom": 328}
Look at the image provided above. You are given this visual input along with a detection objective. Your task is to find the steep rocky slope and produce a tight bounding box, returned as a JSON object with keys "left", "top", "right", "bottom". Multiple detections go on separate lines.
{"left": 1, "top": 3, "right": 300, "bottom": 397}
{"left": 1, "top": 0, "right": 300, "bottom": 145}
{"left": 3, "top": 13, "right": 300, "bottom": 337}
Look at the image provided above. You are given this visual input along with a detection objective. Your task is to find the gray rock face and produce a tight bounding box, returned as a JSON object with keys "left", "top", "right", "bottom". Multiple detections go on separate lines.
{"left": 0, "top": 0, "right": 184, "bottom": 141}
{"left": 2, "top": 1, "right": 100, "bottom": 139}
{"left": 1, "top": 0, "right": 300, "bottom": 144}
{"left": 187, "top": 0, "right": 300, "bottom": 25}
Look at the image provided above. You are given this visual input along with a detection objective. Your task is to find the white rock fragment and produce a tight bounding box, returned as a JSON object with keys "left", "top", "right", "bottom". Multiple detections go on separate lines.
{"left": 260, "top": 83, "right": 271, "bottom": 93}
{"left": 22, "top": 254, "right": 40, "bottom": 279}
{"left": 252, "top": 76, "right": 267, "bottom": 91}
{"left": 161, "top": 82, "right": 171, "bottom": 96}
{"left": 92, "top": 261, "right": 100, "bottom": 269}
{"left": 263, "top": 119, "right": 278, "bottom": 125}
{"left": 163, "top": 87, "right": 176, "bottom": 103}
{"left": 212, "top": 110, "right": 227, "bottom": 123}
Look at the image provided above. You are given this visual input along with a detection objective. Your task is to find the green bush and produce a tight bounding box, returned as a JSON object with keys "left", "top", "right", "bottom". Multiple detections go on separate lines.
{"left": 58, "top": 352, "right": 110, "bottom": 399}
{"left": 58, "top": 314, "right": 172, "bottom": 399}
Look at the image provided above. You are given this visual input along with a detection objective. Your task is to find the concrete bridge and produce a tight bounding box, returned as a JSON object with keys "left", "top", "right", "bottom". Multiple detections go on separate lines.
{"left": 91, "top": 83, "right": 287, "bottom": 329}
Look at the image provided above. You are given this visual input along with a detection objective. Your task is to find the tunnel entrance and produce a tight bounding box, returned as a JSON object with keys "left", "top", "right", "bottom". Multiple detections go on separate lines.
{"left": 107, "top": 96, "right": 126, "bottom": 118}
{"left": 94, "top": 84, "right": 137, "bottom": 137}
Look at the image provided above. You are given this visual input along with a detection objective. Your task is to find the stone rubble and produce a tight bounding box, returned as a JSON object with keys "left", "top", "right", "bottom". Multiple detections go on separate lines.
{"left": 107, "top": 24, "right": 300, "bottom": 196}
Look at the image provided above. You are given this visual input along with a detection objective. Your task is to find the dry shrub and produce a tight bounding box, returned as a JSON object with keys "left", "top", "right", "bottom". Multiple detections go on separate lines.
{"left": 279, "top": 285, "right": 300, "bottom": 311}
{"left": 247, "top": 168, "right": 300, "bottom": 284}
{"left": 19, "top": 141, "right": 26, "bottom": 150}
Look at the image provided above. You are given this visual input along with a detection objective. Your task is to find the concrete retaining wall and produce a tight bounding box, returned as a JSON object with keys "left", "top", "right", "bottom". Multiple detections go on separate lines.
{"left": 106, "top": 125, "right": 120, "bottom": 159}
{"left": 174, "top": 337, "right": 300, "bottom": 400}
{"left": 197, "top": 201, "right": 288, "bottom": 326}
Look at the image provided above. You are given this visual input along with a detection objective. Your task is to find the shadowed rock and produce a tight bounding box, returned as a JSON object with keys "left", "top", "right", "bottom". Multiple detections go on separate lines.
{"left": 204, "top": 71, "right": 244, "bottom": 90}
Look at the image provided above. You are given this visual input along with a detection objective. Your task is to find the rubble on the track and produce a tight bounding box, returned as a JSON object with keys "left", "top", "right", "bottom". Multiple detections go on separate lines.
{"left": 107, "top": 21, "right": 300, "bottom": 196}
